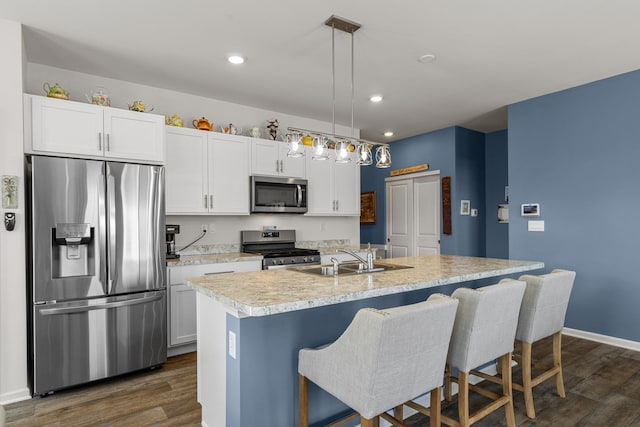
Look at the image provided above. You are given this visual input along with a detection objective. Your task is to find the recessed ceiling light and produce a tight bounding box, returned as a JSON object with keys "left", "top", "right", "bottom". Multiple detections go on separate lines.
{"left": 370, "top": 95, "right": 383, "bottom": 103}
{"left": 384, "top": 131, "right": 394, "bottom": 137}
{"left": 418, "top": 54, "right": 436, "bottom": 63}
{"left": 227, "top": 55, "right": 245, "bottom": 65}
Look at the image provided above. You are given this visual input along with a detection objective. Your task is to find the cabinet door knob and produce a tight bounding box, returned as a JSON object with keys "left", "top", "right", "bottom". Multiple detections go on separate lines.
{"left": 106, "top": 134, "right": 111, "bottom": 151}
{"left": 98, "top": 132, "right": 103, "bottom": 150}
{"left": 204, "top": 195, "right": 208, "bottom": 209}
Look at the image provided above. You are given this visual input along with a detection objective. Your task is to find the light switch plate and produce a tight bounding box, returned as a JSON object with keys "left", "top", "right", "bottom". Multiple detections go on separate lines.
{"left": 228, "top": 331, "right": 236, "bottom": 359}
{"left": 528, "top": 220, "right": 545, "bottom": 232}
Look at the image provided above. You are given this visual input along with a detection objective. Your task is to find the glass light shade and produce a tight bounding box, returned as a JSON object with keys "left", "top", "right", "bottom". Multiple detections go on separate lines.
{"left": 285, "top": 132, "right": 304, "bottom": 158}
{"left": 335, "top": 140, "right": 351, "bottom": 163}
{"left": 356, "top": 143, "right": 373, "bottom": 166}
{"left": 312, "top": 136, "right": 329, "bottom": 160}
{"left": 375, "top": 145, "right": 391, "bottom": 168}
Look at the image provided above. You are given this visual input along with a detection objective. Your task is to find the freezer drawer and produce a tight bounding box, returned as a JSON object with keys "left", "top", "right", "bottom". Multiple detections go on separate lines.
{"left": 32, "top": 290, "right": 166, "bottom": 395}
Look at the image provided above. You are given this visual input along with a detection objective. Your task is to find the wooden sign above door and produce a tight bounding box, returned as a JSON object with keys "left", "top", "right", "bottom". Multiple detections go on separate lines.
{"left": 389, "top": 163, "right": 429, "bottom": 177}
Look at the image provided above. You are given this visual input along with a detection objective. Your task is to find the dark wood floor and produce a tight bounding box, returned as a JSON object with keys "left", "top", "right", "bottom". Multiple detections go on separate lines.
{"left": 4, "top": 352, "right": 200, "bottom": 426}
{"left": 5, "top": 336, "right": 640, "bottom": 426}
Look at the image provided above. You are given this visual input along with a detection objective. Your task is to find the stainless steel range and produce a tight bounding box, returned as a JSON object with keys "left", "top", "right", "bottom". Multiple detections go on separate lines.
{"left": 241, "top": 230, "right": 320, "bottom": 269}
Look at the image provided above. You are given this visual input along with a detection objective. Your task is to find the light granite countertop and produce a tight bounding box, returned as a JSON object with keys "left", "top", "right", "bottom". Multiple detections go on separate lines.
{"left": 186, "top": 255, "right": 544, "bottom": 317}
{"left": 166, "top": 252, "right": 262, "bottom": 267}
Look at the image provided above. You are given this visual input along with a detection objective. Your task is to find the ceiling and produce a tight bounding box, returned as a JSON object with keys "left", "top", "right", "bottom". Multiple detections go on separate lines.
{"left": 2, "top": 0, "right": 640, "bottom": 142}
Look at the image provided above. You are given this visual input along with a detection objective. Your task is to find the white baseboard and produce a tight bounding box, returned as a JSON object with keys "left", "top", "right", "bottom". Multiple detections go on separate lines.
{"left": 563, "top": 327, "right": 640, "bottom": 352}
{"left": 0, "top": 387, "right": 31, "bottom": 405}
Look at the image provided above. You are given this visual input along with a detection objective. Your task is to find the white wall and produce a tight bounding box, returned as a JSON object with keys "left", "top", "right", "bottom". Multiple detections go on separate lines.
{"left": 0, "top": 18, "right": 29, "bottom": 404}
{"left": 26, "top": 63, "right": 359, "bottom": 140}
{"left": 169, "top": 215, "right": 359, "bottom": 249}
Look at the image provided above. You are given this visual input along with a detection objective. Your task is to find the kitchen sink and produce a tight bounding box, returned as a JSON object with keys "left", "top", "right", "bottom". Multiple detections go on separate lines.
{"left": 295, "top": 262, "right": 412, "bottom": 277}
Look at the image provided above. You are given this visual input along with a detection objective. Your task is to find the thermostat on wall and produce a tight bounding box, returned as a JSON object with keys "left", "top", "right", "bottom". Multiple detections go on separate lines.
{"left": 520, "top": 203, "right": 540, "bottom": 217}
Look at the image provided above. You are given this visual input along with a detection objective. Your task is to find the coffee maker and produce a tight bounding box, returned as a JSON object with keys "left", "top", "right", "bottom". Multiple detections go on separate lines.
{"left": 165, "top": 224, "right": 180, "bottom": 259}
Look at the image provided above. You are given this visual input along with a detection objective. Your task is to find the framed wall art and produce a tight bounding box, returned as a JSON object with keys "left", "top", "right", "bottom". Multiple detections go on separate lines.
{"left": 360, "top": 191, "right": 376, "bottom": 224}
{"left": 460, "top": 200, "right": 470, "bottom": 215}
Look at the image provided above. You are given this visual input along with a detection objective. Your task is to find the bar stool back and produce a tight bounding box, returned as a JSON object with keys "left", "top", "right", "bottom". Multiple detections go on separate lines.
{"left": 298, "top": 294, "right": 458, "bottom": 427}
{"left": 443, "top": 279, "right": 526, "bottom": 427}
{"left": 514, "top": 269, "right": 576, "bottom": 418}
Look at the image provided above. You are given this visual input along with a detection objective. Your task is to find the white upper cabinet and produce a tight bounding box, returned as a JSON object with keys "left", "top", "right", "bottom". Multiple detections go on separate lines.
{"left": 165, "top": 127, "right": 208, "bottom": 214}
{"left": 306, "top": 150, "right": 360, "bottom": 216}
{"left": 250, "top": 138, "right": 305, "bottom": 178}
{"left": 25, "top": 94, "right": 165, "bottom": 164}
{"left": 165, "top": 127, "right": 250, "bottom": 215}
{"left": 208, "top": 134, "right": 250, "bottom": 214}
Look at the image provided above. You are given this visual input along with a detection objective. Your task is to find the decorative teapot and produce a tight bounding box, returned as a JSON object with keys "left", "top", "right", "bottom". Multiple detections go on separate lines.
{"left": 128, "top": 100, "right": 153, "bottom": 112}
{"left": 85, "top": 86, "right": 110, "bottom": 106}
{"left": 43, "top": 82, "right": 69, "bottom": 100}
{"left": 193, "top": 117, "right": 213, "bottom": 131}
{"left": 165, "top": 114, "right": 184, "bottom": 127}
{"left": 228, "top": 123, "right": 242, "bottom": 135}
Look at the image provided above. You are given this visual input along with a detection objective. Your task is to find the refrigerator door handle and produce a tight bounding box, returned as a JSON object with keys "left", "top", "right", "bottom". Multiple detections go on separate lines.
{"left": 107, "top": 168, "right": 117, "bottom": 294}
{"left": 38, "top": 292, "right": 164, "bottom": 316}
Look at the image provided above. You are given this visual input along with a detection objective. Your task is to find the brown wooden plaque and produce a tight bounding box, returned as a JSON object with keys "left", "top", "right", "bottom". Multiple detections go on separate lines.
{"left": 389, "top": 163, "right": 429, "bottom": 177}
{"left": 360, "top": 192, "right": 376, "bottom": 224}
{"left": 442, "top": 177, "right": 452, "bottom": 235}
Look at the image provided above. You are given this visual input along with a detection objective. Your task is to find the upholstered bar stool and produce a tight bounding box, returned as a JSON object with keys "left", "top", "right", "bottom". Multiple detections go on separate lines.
{"left": 471, "top": 269, "right": 576, "bottom": 419}
{"left": 437, "top": 279, "right": 526, "bottom": 427}
{"left": 298, "top": 294, "right": 459, "bottom": 427}
{"left": 514, "top": 269, "right": 576, "bottom": 418}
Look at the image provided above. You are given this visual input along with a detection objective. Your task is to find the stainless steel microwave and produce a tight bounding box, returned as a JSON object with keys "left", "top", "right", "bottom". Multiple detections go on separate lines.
{"left": 251, "top": 176, "right": 308, "bottom": 213}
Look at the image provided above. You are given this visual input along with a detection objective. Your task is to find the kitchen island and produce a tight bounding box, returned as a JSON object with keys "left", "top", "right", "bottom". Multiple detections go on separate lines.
{"left": 187, "top": 255, "right": 544, "bottom": 427}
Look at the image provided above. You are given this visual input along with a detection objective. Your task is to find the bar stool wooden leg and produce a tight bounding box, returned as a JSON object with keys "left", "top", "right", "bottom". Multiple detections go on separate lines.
{"left": 458, "top": 371, "right": 470, "bottom": 427}
{"left": 393, "top": 405, "right": 403, "bottom": 421}
{"left": 521, "top": 342, "right": 536, "bottom": 419}
{"left": 444, "top": 363, "right": 453, "bottom": 401}
{"left": 553, "top": 331, "right": 566, "bottom": 398}
{"left": 299, "top": 374, "right": 309, "bottom": 427}
{"left": 431, "top": 386, "right": 442, "bottom": 427}
{"left": 500, "top": 354, "right": 516, "bottom": 427}
{"left": 360, "top": 416, "right": 379, "bottom": 427}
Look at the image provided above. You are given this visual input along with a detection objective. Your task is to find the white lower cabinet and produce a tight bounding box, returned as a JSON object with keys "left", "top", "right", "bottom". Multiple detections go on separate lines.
{"left": 167, "top": 260, "right": 261, "bottom": 352}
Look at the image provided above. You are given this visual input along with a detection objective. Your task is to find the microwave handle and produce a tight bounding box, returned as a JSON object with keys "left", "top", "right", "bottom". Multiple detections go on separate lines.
{"left": 296, "top": 184, "right": 302, "bottom": 207}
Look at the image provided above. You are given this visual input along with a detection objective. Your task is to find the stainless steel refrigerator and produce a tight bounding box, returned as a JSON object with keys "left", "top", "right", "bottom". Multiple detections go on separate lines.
{"left": 27, "top": 155, "right": 167, "bottom": 396}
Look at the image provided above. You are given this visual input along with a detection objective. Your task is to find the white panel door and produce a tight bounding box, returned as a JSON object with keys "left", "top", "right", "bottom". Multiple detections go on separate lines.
{"left": 165, "top": 127, "right": 208, "bottom": 213}
{"left": 104, "top": 108, "right": 165, "bottom": 162}
{"left": 414, "top": 175, "right": 441, "bottom": 255}
{"left": 31, "top": 96, "right": 104, "bottom": 156}
{"left": 386, "top": 179, "right": 413, "bottom": 258}
{"left": 209, "top": 137, "right": 250, "bottom": 214}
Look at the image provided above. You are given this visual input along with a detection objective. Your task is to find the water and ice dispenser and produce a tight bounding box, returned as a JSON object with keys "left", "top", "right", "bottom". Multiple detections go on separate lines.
{"left": 51, "top": 223, "right": 94, "bottom": 278}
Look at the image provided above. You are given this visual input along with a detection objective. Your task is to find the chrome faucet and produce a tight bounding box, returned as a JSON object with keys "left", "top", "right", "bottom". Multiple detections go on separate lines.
{"left": 336, "top": 243, "right": 375, "bottom": 270}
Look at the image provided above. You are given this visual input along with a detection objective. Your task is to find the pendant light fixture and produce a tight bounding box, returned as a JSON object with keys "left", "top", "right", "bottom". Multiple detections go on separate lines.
{"left": 287, "top": 15, "right": 391, "bottom": 168}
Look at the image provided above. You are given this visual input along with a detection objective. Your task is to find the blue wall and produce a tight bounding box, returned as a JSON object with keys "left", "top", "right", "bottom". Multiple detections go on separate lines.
{"left": 485, "top": 130, "right": 509, "bottom": 258}
{"left": 454, "top": 127, "right": 486, "bottom": 256}
{"left": 360, "top": 126, "right": 487, "bottom": 256}
{"left": 360, "top": 127, "right": 456, "bottom": 250}
{"left": 509, "top": 69, "right": 640, "bottom": 341}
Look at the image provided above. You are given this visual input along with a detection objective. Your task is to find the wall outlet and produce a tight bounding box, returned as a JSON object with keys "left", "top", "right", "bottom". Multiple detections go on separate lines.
{"left": 228, "top": 331, "right": 236, "bottom": 359}
{"left": 208, "top": 223, "right": 216, "bottom": 234}
{"left": 201, "top": 224, "right": 208, "bottom": 232}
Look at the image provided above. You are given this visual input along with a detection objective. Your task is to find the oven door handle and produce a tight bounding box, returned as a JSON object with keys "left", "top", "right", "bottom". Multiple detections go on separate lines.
{"left": 296, "top": 184, "right": 302, "bottom": 207}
